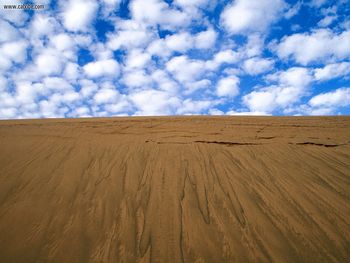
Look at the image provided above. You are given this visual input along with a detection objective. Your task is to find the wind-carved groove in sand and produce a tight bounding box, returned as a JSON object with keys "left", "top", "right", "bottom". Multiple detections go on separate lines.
{"left": 209, "top": 153, "right": 246, "bottom": 227}
{"left": 145, "top": 140, "right": 261, "bottom": 146}
{"left": 289, "top": 142, "right": 348, "bottom": 147}
{"left": 194, "top": 140, "right": 261, "bottom": 146}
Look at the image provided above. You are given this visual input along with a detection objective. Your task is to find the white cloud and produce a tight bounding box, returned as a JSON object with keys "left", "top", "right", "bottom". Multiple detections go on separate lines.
{"left": 62, "top": 91, "right": 80, "bottom": 103}
{"left": 62, "top": 0, "right": 98, "bottom": 32}
{"left": 0, "top": 108, "right": 18, "bottom": 119}
{"left": 206, "top": 49, "right": 239, "bottom": 70}
{"left": 83, "top": 59, "right": 120, "bottom": 78}
{"left": 241, "top": 34, "right": 264, "bottom": 58}
{"left": 284, "top": 1, "right": 301, "bottom": 19}
{"left": 79, "top": 79, "right": 98, "bottom": 98}
{"left": 309, "top": 87, "right": 350, "bottom": 108}
{"left": 243, "top": 67, "right": 312, "bottom": 113}
{"left": 309, "top": 0, "right": 327, "bottom": 8}
{"left": 107, "top": 20, "right": 152, "bottom": 50}
{"left": 277, "top": 29, "right": 350, "bottom": 65}
{"left": 130, "top": 0, "right": 190, "bottom": 29}
{"left": 216, "top": 76, "right": 240, "bottom": 97}
{"left": 243, "top": 57, "right": 274, "bottom": 75}
{"left": 209, "top": 108, "right": 224, "bottom": 115}
{"left": 125, "top": 49, "right": 151, "bottom": 69}
{"left": 0, "top": 40, "right": 28, "bottom": 64}
{"left": 29, "top": 14, "right": 57, "bottom": 38}
{"left": 43, "top": 77, "right": 73, "bottom": 92}
{"left": 174, "top": 0, "right": 209, "bottom": 9}
{"left": 243, "top": 90, "right": 277, "bottom": 112}
{"left": 94, "top": 88, "right": 120, "bottom": 104}
{"left": 166, "top": 55, "right": 206, "bottom": 83}
{"left": 151, "top": 70, "right": 179, "bottom": 93}
{"left": 226, "top": 110, "right": 271, "bottom": 116}
{"left": 318, "top": 15, "right": 337, "bottom": 27}
{"left": 165, "top": 32, "right": 194, "bottom": 53}
{"left": 147, "top": 29, "right": 217, "bottom": 57}
{"left": 130, "top": 89, "right": 180, "bottom": 115}
{"left": 71, "top": 106, "right": 91, "bottom": 117}
{"left": 184, "top": 79, "right": 211, "bottom": 95}
{"left": 15, "top": 82, "right": 38, "bottom": 104}
{"left": 0, "top": 0, "right": 29, "bottom": 26}
{"left": 51, "top": 33, "right": 74, "bottom": 51}
{"left": 101, "top": 0, "right": 121, "bottom": 16}
{"left": 34, "top": 51, "right": 63, "bottom": 76}
{"left": 268, "top": 67, "right": 312, "bottom": 88}
{"left": 64, "top": 62, "right": 80, "bottom": 81}
{"left": 194, "top": 28, "right": 217, "bottom": 49}
{"left": 0, "top": 76, "right": 7, "bottom": 92}
{"left": 307, "top": 107, "right": 334, "bottom": 116}
{"left": 0, "top": 19, "right": 20, "bottom": 43}
{"left": 104, "top": 97, "right": 131, "bottom": 113}
{"left": 177, "top": 99, "right": 213, "bottom": 114}
{"left": 220, "top": 0, "right": 286, "bottom": 34}
{"left": 314, "top": 62, "right": 350, "bottom": 81}
{"left": 122, "top": 70, "right": 152, "bottom": 88}
{"left": 147, "top": 38, "right": 172, "bottom": 57}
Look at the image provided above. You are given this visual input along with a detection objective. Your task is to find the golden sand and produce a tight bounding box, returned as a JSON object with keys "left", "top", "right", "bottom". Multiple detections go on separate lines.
{"left": 0, "top": 116, "right": 349, "bottom": 262}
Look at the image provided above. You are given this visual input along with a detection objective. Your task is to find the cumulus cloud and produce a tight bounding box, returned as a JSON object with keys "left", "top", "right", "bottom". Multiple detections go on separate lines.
{"left": 318, "top": 15, "right": 337, "bottom": 27}
{"left": 125, "top": 49, "right": 151, "bottom": 69}
{"left": 94, "top": 88, "right": 120, "bottom": 104}
{"left": 177, "top": 99, "right": 214, "bottom": 114}
{"left": 29, "top": 14, "right": 58, "bottom": 38}
{"left": 34, "top": 51, "right": 63, "bottom": 76}
{"left": 83, "top": 59, "right": 120, "bottom": 78}
{"left": 61, "top": 0, "right": 98, "bottom": 32}
{"left": 51, "top": 33, "right": 74, "bottom": 51}
{"left": 164, "top": 32, "right": 194, "bottom": 53}
{"left": 107, "top": 20, "right": 152, "bottom": 50}
{"left": 243, "top": 67, "right": 313, "bottom": 113}
{"left": 243, "top": 90, "right": 277, "bottom": 113}
{"left": 130, "top": 0, "right": 190, "bottom": 29}
{"left": 220, "top": 0, "right": 286, "bottom": 34}
{"left": 147, "top": 29, "right": 217, "bottom": 58}
{"left": 284, "top": 1, "right": 302, "bottom": 19}
{"left": 267, "top": 67, "right": 312, "bottom": 88}
{"left": 314, "top": 62, "right": 350, "bottom": 81}
{"left": 227, "top": 110, "right": 271, "bottom": 116}
{"left": 206, "top": 50, "right": 239, "bottom": 70}
{"left": 276, "top": 29, "right": 350, "bottom": 65}
{"left": 101, "top": 0, "right": 121, "bottom": 16}
{"left": 309, "top": 0, "right": 327, "bottom": 8}
{"left": 216, "top": 76, "right": 240, "bottom": 97}
{"left": 122, "top": 70, "right": 152, "bottom": 88}
{"left": 166, "top": 55, "right": 206, "bottom": 83}
{"left": 309, "top": 87, "right": 350, "bottom": 108}
{"left": 0, "top": 19, "right": 20, "bottom": 43}
{"left": 130, "top": 89, "right": 181, "bottom": 115}
{"left": 0, "top": 40, "right": 28, "bottom": 64}
{"left": 243, "top": 57, "right": 274, "bottom": 75}
{"left": 240, "top": 34, "right": 264, "bottom": 58}
{"left": 194, "top": 28, "right": 217, "bottom": 49}
{"left": 0, "top": 0, "right": 29, "bottom": 26}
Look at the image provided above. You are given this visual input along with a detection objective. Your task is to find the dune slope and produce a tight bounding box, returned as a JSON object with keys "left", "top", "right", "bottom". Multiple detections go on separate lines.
{"left": 0, "top": 116, "right": 349, "bottom": 262}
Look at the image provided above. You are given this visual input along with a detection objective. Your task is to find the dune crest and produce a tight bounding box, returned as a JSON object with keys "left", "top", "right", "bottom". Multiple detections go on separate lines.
{"left": 0, "top": 116, "right": 349, "bottom": 262}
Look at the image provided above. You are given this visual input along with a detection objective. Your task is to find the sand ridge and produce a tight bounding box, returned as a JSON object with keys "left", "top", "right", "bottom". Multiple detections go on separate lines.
{"left": 0, "top": 116, "right": 349, "bottom": 262}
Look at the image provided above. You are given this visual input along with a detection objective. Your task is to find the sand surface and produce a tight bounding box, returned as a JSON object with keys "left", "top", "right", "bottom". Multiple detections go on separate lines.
{"left": 0, "top": 116, "right": 349, "bottom": 262}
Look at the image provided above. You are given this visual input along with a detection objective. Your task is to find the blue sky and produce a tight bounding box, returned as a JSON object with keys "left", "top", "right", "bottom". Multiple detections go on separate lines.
{"left": 0, "top": 0, "right": 349, "bottom": 119}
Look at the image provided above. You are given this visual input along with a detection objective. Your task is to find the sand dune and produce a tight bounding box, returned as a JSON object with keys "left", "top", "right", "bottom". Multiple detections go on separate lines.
{"left": 0, "top": 116, "right": 349, "bottom": 262}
